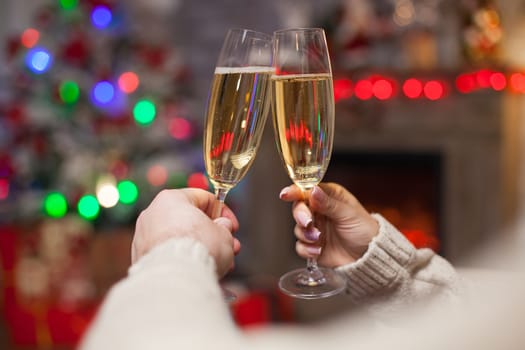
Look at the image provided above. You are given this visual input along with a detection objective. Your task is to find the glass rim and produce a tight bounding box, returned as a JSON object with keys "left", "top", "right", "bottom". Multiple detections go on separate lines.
{"left": 273, "top": 27, "right": 325, "bottom": 35}
{"left": 227, "top": 28, "right": 272, "bottom": 41}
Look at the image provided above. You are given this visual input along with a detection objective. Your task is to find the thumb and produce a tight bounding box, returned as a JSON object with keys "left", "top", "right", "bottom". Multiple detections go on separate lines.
{"left": 310, "top": 185, "right": 348, "bottom": 221}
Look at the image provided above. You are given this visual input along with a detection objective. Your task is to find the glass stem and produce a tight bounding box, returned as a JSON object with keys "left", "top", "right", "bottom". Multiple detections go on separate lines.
{"left": 213, "top": 187, "right": 229, "bottom": 219}
{"left": 307, "top": 257, "right": 318, "bottom": 272}
{"left": 303, "top": 188, "right": 322, "bottom": 275}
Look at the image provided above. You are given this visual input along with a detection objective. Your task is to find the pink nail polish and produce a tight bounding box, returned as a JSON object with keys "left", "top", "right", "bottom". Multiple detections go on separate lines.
{"left": 279, "top": 187, "right": 290, "bottom": 199}
{"left": 305, "top": 246, "right": 322, "bottom": 255}
{"left": 297, "top": 211, "right": 312, "bottom": 228}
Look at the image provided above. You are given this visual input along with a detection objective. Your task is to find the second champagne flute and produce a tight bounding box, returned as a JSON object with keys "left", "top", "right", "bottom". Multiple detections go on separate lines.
{"left": 271, "top": 28, "right": 346, "bottom": 299}
{"left": 203, "top": 29, "right": 273, "bottom": 300}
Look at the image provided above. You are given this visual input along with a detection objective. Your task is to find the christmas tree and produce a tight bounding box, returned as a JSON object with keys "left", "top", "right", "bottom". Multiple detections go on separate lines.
{"left": 0, "top": 1, "right": 215, "bottom": 347}
{"left": 0, "top": 0, "right": 210, "bottom": 226}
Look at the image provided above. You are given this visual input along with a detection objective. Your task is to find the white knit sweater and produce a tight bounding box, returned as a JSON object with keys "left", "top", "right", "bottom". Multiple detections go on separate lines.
{"left": 79, "top": 214, "right": 524, "bottom": 350}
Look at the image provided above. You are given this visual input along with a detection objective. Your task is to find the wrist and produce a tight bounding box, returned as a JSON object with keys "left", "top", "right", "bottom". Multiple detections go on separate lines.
{"left": 349, "top": 214, "right": 381, "bottom": 260}
{"left": 336, "top": 213, "right": 417, "bottom": 299}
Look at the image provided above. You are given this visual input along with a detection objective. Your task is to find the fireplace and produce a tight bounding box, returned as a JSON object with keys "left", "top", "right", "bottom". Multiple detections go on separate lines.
{"left": 324, "top": 151, "right": 443, "bottom": 254}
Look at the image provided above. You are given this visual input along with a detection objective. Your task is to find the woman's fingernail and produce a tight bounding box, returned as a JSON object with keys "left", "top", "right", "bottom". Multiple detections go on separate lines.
{"left": 297, "top": 211, "right": 312, "bottom": 228}
{"left": 305, "top": 246, "right": 322, "bottom": 255}
{"left": 305, "top": 227, "right": 321, "bottom": 241}
{"left": 279, "top": 187, "right": 290, "bottom": 199}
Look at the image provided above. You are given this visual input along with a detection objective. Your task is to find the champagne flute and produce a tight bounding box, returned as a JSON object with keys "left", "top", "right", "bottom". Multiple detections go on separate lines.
{"left": 203, "top": 29, "right": 273, "bottom": 300}
{"left": 271, "top": 28, "right": 345, "bottom": 299}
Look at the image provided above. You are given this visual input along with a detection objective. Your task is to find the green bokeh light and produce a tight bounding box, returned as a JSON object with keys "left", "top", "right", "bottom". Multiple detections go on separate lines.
{"left": 77, "top": 195, "right": 100, "bottom": 220}
{"left": 59, "top": 80, "right": 80, "bottom": 104}
{"left": 133, "top": 99, "right": 156, "bottom": 126}
{"left": 117, "top": 180, "right": 139, "bottom": 204}
{"left": 59, "top": 0, "right": 79, "bottom": 10}
{"left": 44, "top": 192, "right": 68, "bottom": 218}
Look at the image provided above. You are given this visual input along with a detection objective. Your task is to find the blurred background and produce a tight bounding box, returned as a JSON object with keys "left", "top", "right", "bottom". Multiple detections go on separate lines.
{"left": 1, "top": 0, "right": 525, "bottom": 348}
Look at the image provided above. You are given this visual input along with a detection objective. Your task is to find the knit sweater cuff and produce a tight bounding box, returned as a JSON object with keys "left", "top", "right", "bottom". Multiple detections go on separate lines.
{"left": 335, "top": 214, "right": 416, "bottom": 299}
{"left": 128, "top": 237, "right": 217, "bottom": 278}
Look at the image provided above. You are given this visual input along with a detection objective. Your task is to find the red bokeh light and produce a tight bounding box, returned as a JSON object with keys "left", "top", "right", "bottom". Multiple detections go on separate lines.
{"left": 423, "top": 81, "right": 444, "bottom": 100}
{"left": 333, "top": 78, "right": 353, "bottom": 102}
{"left": 169, "top": 117, "right": 192, "bottom": 140}
{"left": 21, "top": 28, "right": 40, "bottom": 48}
{"left": 455, "top": 73, "right": 477, "bottom": 93}
{"left": 118, "top": 71, "right": 140, "bottom": 94}
{"left": 147, "top": 164, "right": 168, "bottom": 186}
{"left": 109, "top": 159, "right": 129, "bottom": 179}
{"left": 510, "top": 73, "right": 525, "bottom": 93}
{"left": 0, "top": 179, "right": 9, "bottom": 200}
{"left": 354, "top": 79, "right": 373, "bottom": 100}
{"left": 403, "top": 78, "right": 423, "bottom": 99}
{"left": 187, "top": 172, "right": 209, "bottom": 190}
{"left": 372, "top": 79, "right": 394, "bottom": 100}
{"left": 489, "top": 72, "right": 506, "bottom": 91}
{"left": 475, "top": 69, "right": 492, "bottom": 88}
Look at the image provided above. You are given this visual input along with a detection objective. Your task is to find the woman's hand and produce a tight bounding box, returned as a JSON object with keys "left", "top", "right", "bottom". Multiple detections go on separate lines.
{"left": 280, "top": 183, "right": 379, "bottom": 268}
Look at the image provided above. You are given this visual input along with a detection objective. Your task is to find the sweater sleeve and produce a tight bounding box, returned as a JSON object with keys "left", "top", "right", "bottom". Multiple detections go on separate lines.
{"left": 79, "top": 237, "right": 245, "bottom": 350}
{"left": 336, "top": 214, "right": 462, "bottom": 314}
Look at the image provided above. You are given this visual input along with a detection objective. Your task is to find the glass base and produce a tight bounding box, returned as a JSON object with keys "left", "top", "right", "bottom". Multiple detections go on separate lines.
{"left": 278, "top": 266, "right": 346, "bottom": 299}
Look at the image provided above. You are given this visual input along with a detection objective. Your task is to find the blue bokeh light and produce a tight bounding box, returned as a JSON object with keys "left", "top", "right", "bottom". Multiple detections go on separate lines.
{"left": 91, "top": 6, "right": 112, "bottom": 29}
{"left": 92, "top": 81, "right": 115, "bottom": 104}
{"left": 25, "top": 47, "right": 53, "bottom": 74}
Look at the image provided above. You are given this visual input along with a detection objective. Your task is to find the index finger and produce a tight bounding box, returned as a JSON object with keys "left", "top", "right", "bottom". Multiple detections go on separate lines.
{"left": 180, "top": 188, "right": 240, "bottom": 232}
{"left": 279, "top": 184, "right": 306, "bottom": 202}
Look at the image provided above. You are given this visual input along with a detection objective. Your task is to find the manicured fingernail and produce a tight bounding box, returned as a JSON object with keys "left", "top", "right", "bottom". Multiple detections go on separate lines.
{"left": 297, "top": 211, "right": 312, "bottom": 228}
{"left": 279, "top": 187, "right": 290, "bottom": 199}
{"left": 305, "top": 227, "right": 321, "bottom": 241}
{"left": 305, "top": 246, "right": 322, "bottom": 255}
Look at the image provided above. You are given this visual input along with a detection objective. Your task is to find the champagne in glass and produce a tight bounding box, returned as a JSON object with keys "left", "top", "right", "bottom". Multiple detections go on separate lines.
{"left": 272, "top": 28, "right": 345, "bottom": 299}
{"left": 204, "top": 66, "right": 273, "bottom": 196}
{"left": 272, "top": 73, "right": 334, "bottom": 189}
{"left": 203, "top": 29, "right": 273, "bottom": 300}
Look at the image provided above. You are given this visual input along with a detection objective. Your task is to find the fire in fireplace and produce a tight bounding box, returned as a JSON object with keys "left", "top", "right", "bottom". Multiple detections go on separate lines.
{"left": 324, "top": 151, "right": 443, "bottom": 254}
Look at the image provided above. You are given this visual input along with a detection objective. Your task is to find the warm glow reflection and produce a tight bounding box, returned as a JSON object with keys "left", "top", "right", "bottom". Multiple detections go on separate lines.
{"left": 210, "top": 132, "right": 234, "bottom": 159}
{"left": 285, "top": 120, "right": 313, "bottom": 147}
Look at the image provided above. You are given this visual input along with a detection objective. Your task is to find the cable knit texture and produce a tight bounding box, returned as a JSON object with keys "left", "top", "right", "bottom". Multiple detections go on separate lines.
{"left": 80, "top": 237, "right": 245, "bottom": 350}
{"left": 337, "top": 214, "right": 461, "bottom": 315}
{"left": 80, "top": 216, "right": 464, "bottom": 349}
